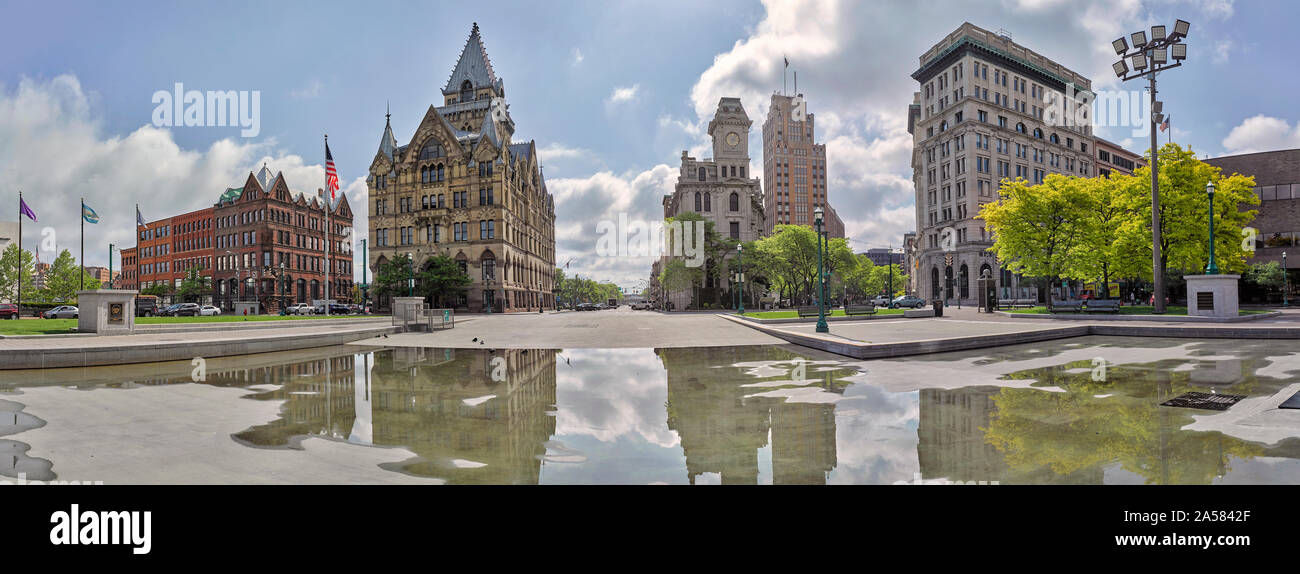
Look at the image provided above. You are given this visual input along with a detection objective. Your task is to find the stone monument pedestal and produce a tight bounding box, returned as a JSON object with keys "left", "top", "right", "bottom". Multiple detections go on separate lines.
{"left": 77, "top": 289, "right": 137, "bottom": 334}
{"left": 1185, "top": 274, "right": 1240, "bottom": 319}
{"left": 233, "top": 301, "right": 261, "bottom": 316}
{"left": 392, "top": 296, "right": 424, "bottom": 322}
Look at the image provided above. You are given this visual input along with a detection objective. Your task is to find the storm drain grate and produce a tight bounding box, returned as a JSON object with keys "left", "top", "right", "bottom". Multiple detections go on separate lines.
{"left": 1161, "top": 392, "right": 1246, "bottom": 411}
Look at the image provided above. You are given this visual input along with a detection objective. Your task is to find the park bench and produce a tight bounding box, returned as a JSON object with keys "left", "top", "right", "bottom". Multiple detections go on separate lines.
{"left": 797, "top": 306, "right": 821, "bottom": 318}
{"left": 1084, "top": 299, "right": 1121, "bottom": 313}
{"left": 844, "top": 304, "right": 878, "bottom": 316}
{"left": 996, "top": 298, "right": 1037, "bottom": 310}
{"left": 1049, "top": 300, "right": 1084, "bottom": 313}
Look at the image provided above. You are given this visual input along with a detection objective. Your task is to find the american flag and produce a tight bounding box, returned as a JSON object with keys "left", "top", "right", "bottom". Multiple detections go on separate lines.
{"left": 325, "top": 140, "right": 340, "bottom": 200}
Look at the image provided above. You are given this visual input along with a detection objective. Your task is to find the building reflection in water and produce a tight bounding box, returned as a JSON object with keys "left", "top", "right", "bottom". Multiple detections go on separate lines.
{"left": 233, "top": 347, "right": 557, "bottom": 485}
{"left": 658, "top": 346, "right": 845, "bottom": 485}
{"left": 917, "top": 357, "right": 1280, "bottom": 485}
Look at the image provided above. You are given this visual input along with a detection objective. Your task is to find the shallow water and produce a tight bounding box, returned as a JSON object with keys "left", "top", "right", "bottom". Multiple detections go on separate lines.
{"left": 2, "top": 336, "right": 1299, "bottom": 485}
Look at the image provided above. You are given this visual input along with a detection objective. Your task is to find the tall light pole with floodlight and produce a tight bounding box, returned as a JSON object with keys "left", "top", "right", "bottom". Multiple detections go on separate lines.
{"left": 1112, "top": 19, "right": 1190, "bottom": 314}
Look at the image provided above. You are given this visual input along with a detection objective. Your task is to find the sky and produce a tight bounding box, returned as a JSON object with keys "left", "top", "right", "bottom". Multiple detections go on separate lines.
{"left": 0, "top": 0, "right": 1296, "bottom": 290}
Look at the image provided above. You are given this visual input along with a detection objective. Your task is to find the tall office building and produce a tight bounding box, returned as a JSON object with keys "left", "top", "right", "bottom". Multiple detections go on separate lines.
{"left": 908, "top": 23, "right": 1095, "bottom": 304}
{"left": 762, "top": 92, "right": 844, "bottom": 238}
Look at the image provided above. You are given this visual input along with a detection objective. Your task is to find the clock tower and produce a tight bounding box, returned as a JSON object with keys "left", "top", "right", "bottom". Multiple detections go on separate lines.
{"left": 708, "top": 97, "right": 751, "bottom": 175}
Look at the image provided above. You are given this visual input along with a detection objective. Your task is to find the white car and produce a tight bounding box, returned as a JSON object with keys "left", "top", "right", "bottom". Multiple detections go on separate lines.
{"left": 199, "top": 305, "right": 221, "bottom": 316}
{"left": 287, "top": 303, "right": 314, "bottom": 315}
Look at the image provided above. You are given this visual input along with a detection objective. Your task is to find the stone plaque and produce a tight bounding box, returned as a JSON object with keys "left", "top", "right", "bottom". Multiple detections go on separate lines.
{"left": 108, "top": 302, "right": 125, "bottom": 323}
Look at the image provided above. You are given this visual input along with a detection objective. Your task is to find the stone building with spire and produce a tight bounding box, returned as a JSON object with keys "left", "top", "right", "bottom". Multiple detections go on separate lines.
{"left": 366, "top": 23, "right": 556, "bottom": 312}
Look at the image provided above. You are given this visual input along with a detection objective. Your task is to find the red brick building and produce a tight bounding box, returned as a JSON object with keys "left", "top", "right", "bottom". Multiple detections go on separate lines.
{"left": 212, "top": 166, "right": 354, "bottom": 312}
{"left": 120, "top": 247, "right": 138, "bottom": 290}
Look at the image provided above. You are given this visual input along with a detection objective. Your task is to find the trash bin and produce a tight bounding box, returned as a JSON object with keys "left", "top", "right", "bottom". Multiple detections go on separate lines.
{"left": 931, "top": 299, "right": 944, "bottom": 317}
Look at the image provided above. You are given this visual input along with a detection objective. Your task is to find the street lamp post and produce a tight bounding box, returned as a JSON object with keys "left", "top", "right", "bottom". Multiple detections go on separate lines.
{"left": 407, "top": 253, "right": 414, "bottom": 297}
{"left": 737, "top": 243, "right": 744, "bottom": 314}
{"left": 814, "top": 207, "right": 829, "bottom": 333}
{"left": 108, "top": 243, "right": 115, "bottom": 289}
{"left": 1205, "top": 179, "right": 1219, "bottom": 275}
{"left": 1113, "top": 19, "right": 1191, "bottom": 314}
{"left": 1285, "top": 251, "right": 1290, "bottom": 308}
{"left": 279, "top": 262, "right": 287, "bottom": 315}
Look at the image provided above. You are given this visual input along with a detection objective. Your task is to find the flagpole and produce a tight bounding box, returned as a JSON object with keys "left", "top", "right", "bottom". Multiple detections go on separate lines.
{"left": 324, "top": 134, "right": 330, "bottom": 318}
{"left": 17, "top": 191, "right": 22, "bottom": 316}
{"left": 80, "top": 197, "right": 85, "bottom": 291}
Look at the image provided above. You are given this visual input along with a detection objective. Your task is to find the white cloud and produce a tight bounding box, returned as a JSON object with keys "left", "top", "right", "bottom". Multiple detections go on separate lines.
{"left": 290, "top": 79, "right": 323, "bottom": 99}
{"left": 572, "top": 47, "right": 584, "bottom": 66}
{"left": 548, "top": 164, "right": 676, "bottom": 287}
{"left": 537, "top": 143, "right": 590, "bottom": 162}
{"left": 0, "top": 74, "right": 367, "bottom": 275}
{"left": 607, "top": 84, "right": 640, "bottom": 105}
{"left": 1222, "top": 115, "right": 1300, "bottom": 155}
{"left": 1212, "top": 39, "right": 1234, "bottom": 64}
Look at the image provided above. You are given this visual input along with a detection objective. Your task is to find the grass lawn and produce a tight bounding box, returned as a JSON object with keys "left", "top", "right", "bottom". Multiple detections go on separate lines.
{"left": 0, "top": 314, "right": 370, "bottom": 336}
{"left": 1006, "top": 305, "right": 1268, "bottom": 316}
{"left": 740, "top": 308, "right": 907, "bottom": 319}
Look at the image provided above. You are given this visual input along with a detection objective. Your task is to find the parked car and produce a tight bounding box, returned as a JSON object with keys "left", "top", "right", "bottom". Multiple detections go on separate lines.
{"left": 576, "top": 303, "right": 597, "bottom": 311}
{"left": 870, "top": 295, "right": 892, "bottom": 306}
{"left": 0, "top": 303, "right": 18, "bottom": 320}
{"left": 287, "top": 303, "right": 314, "bottom": 315}
{"left": 199, "top": 305, "right": 221, "bottom": 316}
{"left": 631, "top": 301, "right": 652, "bottom": 310}
{"left": 173, "top": 303, "right": 202, "bottom": 317}
{"left": 42, "top": 305, "right": 79, "bottom": 319}
{"left": 892, "top": 295, "right": 927, "bottom": 309}
{"left": 135, "top": 296, "right": 159, "bottom": 317}
{"left": 314, "top": 303, "right": 351, "bottom": 315}
{"left": 156, "top": 303, "right": 182, "bottom": 317}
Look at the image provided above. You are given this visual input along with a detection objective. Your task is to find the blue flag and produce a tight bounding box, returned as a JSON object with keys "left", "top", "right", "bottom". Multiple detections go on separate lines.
{"left": 82, "top": 202, "right": 99, "bottom": 224}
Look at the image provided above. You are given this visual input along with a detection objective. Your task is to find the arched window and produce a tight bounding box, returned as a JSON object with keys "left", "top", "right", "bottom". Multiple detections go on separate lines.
{"left": 959, "top": 264, "right": 970, "bottom": 298}
{"left": 940, "top": 120, "right": 948, "bottom": 132}
{"left": 460, "top": 80, "right": 473, "bottom": 103}
{"left": 422, "top": 196, "right": 429, "bottom": 209}
{"left": 1033, "top": 128, "right": 1043, "bottom": 139}
{"left": 931, "top": 268, "right": 940, "bottom": 299}
{"left": 420, "top": 141, "right": 445, "bottom": 161}
{"left": 1049, "top": 133, "right": 1060, "bottom": 144}
{"left": 1016, "top": 122, "right": 1026, "bottom": 134}
{"left": 729, "top": 192, "right": 739, "bottom": 212}
{"left": 437, "top": 164, "right": 445, "bottom": 181}
{"left": 421, "top": 166, "right": 428, "bottom": 184}
{"left": 694, "top": 192, "right": 702, "bottom": 211}
{"left": 704, "top": 193, "right": 712, "bottom": 212}
{"left": 698, "top": 167, "right": 706, "bottom": 181}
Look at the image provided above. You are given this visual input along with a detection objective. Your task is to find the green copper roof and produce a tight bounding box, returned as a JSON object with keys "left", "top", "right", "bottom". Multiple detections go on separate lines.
{"left": 219, "top": 187, "right": 242, "bottom": 203}
{"left": 912, "top": 35, "right": 1076, "bottom": 89}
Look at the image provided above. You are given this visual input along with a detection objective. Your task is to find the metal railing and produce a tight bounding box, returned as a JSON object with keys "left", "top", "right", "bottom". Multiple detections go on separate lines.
{"left": 391, "top": 300, "right": 454, "bottom": 331}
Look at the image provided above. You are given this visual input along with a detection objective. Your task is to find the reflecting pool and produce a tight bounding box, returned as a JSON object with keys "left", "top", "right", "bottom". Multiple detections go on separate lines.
{"left": 3, "top": 336, "right": 1300, "bottom": 484}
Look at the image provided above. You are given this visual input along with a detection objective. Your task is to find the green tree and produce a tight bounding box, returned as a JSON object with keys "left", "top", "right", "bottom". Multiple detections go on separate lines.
{"left": 1244, "top": 261, "right": 1285, "bottom": 291}
{"left": 0, "top": 244, "right": 36, "bottom": 303}
{"left": 1112, "top": 143, "right": 1259, "bottom": 284}
{"left": 141, "top": 283, "right": 174, "bottom": 298}
{"left": 416, "top": 255, "right": 472, "bottom": 307}
{"left": 1070, "top": 176, "right": 1126, "bottom": 297}
{"left": 374, "top": 254, "right": 415, "bottom": 300}
{"left": 752, "top": 224, "right": 853, "bottom": 305}
{"left": 176, "top": 267, "right": 211, "bottom": 303}
{"left": 979, "top": 174, "right": 1095, "bottom": 307}
{"left": 42, "top": 249, "right": 91, "bottom": 303}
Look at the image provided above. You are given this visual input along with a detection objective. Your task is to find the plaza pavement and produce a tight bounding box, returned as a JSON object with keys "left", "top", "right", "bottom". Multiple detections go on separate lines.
{"left": 350, "top": 307, "right": 785, "bottom": 349}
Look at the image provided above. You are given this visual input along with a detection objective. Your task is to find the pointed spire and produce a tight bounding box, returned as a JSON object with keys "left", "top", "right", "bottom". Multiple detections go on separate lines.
{"left": 378, "top": 105, "right": 397, "bottom": 161}
{"left": 443, "top": 22, "right": 499, "bottom": 95}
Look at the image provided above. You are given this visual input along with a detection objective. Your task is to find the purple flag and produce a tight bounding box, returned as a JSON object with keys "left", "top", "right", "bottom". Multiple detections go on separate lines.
{"left": 19, "top": 198, "right": 37, "bottom": 222}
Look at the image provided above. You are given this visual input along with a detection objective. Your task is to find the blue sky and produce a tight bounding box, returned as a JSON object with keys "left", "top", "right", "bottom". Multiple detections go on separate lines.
{"left": 1, "top": 0, "right": 1295, "bottom": 288}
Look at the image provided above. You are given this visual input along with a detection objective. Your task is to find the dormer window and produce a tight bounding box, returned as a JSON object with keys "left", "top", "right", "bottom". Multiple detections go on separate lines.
{"left": 460, "top": 80, "right": 473, "bottom": 103}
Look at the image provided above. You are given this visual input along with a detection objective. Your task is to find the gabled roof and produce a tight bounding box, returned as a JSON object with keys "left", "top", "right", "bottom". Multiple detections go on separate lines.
{"left": 508, "top": 142, "right": 533, "bottom": 163}
{"left": 442, "top": 23, "right": 499, "bottom": 95}
{"left": 476, "top": 108, "right": 501, "bottom": 152}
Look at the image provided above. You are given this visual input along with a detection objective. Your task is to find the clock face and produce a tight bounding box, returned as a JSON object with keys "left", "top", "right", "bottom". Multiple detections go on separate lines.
{"left": 726, "top": 132, "right": 740, "bottom": 147}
